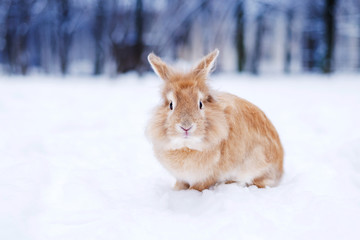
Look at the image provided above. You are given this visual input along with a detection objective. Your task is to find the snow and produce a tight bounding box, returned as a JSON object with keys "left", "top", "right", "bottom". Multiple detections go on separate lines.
{"left": 0, "top": 73, "right": 360, "bottom": 240}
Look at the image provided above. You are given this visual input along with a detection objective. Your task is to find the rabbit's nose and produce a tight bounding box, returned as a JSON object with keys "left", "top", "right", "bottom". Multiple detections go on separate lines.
{"left": 180, "top": 126, "right": 192, "bottom": 132}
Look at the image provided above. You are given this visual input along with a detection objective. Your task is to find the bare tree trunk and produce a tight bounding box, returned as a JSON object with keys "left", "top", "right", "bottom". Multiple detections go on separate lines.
{"left": 134, "top": 0, "right": 144, "bottom": 73}
{"left": 284, "top": 8, "right": 294, "bottom": 73}
{"left": 250, "top": 10, "right": 265, "bottom": 75}
{"left": 109, "top": 0, "right": 144, "bottom": 74}
{"left": 93, "top": 0, "right": 105, "bottom": 75}
{"left": 18, "top": 0, "right": 30, "bottom": 75}
{"left": 4, "top": 0, "right": 16, "bottom": 73}
{"left": 235, "top": 0, "right": 246, "bottom": 72}
{"left": 58, "top": 0, "right": 72, "bottom": 75}
{"left": 4, "top": 0, "right": 30, "bottom": 74}
{"left": 358, "top": 14, "right": 360, "bottom": 72}
{"left": 322, "top": 0, "right": 337, "bottom": 73}
{"left": 302, "top": 1, "right": 322, "bottom": 72}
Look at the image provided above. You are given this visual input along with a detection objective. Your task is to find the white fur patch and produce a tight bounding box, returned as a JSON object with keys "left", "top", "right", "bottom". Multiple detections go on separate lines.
{"left": 198, "top": 91, "right": 204, "bottom": 100}
{"left": 166, "top": 135, "right": 204, "bottom": 151}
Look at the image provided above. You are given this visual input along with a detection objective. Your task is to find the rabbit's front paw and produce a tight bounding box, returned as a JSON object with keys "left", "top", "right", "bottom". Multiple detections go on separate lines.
{"left": 189, "top": 179, "right": 216, "bottom": 192}
{"left": 174, "top": 181, "right": 190, "bottom": 190}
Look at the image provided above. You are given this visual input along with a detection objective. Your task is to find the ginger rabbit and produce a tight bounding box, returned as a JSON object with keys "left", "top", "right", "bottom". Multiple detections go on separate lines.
{"left": 146, "top": 49, "right": 283, "bottom": 191}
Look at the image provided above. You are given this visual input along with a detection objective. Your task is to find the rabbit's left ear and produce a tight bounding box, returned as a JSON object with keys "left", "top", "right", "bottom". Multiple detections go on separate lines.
{"left": 193, "top": 49, "right": 219, "bottom": 78}
{"left": 148, "top": 53, "right": 172, "bottom": 81}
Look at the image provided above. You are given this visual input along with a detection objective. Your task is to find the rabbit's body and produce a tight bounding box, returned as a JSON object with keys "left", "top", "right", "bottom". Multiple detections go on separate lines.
{"left": 147, "top": 50, "right": 283, "bottom": 191}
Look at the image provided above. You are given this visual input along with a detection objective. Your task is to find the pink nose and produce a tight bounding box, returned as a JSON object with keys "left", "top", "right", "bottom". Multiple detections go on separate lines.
{"left": 180, "top": 126, "right": 192, "bottom": 132}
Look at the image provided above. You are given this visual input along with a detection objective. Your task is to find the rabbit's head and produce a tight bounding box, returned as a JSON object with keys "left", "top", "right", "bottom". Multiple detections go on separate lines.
{"left": 147, "top": 49, "right": 228, "bottom": 151}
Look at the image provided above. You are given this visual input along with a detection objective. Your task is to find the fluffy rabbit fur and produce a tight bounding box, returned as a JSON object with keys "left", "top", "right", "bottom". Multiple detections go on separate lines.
{"left": 146, "top": 49, "right": 283, "bottom": 191}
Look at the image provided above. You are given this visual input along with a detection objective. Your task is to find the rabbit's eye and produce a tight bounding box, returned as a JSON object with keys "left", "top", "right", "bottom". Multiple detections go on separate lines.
{"left": 199, "top": 101, "right": 203, "bottom": 109}
{"left": 169, "top": 102, "right": 173, "bottom": 110}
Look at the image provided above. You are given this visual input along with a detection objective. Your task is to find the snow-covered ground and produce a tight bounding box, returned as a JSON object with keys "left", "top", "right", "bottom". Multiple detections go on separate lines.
{"left": 1, "top": 73, "right": 360, "bottom": 240}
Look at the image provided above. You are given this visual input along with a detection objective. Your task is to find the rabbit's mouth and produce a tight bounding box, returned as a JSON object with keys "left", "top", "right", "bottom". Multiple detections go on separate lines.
{"left": 176, "top": 124, "right": 196, "bottom": 138}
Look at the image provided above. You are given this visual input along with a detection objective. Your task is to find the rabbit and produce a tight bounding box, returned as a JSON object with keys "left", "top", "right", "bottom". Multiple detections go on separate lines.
{"left": 146, "top": 49, "right": 284, "bottom": 191}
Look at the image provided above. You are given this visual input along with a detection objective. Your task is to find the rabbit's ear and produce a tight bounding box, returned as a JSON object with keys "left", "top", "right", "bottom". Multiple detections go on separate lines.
{"left": 148, "top": 53, "right": 171, "bottom": 81}
{"left": 193, "top": 49, "right": 219, "bottom": 78}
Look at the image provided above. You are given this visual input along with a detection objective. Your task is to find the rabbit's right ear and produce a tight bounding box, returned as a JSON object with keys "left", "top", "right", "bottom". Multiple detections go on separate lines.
{"left": 148, "top": 53, "right": 171, "bottom": 81}
{"left": 193, "top": 49, "right": 219, "bottom": 78}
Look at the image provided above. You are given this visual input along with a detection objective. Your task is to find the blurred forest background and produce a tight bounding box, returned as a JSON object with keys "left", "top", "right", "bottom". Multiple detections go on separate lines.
{"left": 0, "top": 0, "right": 359, "bottom": 76}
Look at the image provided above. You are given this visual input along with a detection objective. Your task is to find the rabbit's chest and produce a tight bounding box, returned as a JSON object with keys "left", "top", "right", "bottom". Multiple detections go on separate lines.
{"left": 159, "top": 148, "right": 220, "bottom": 184}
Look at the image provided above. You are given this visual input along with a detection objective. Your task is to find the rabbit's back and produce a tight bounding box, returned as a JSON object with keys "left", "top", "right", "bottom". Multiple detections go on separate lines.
{"left": 216, "top": 92, "right": 283, "bottom": 186}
